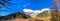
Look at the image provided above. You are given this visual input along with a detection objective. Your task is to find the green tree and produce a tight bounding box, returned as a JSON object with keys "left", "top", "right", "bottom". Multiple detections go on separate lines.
{"left": 36, "top": 11, "right": 50, "bottom": 18}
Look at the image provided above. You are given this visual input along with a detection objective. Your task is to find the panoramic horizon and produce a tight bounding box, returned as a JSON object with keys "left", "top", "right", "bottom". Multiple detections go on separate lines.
{"left": 0, "top": 0, "right": 60, "bottom": 21}
{"left": 1, "top": 0, "right": 53, "bottom": 16}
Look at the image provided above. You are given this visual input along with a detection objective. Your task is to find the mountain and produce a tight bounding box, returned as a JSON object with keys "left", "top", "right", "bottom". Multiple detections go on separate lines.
{"left": 27, "top": 9, "right": 50, "bottom": 18}
{"left": 16, "top": 12, "right": 31, "bottom": 19}
{"left": 0, "top": 12, "right": 31, "bottom": 20}
{"left": 36, "top": 10, "right": 50, "bottom": 18}
{"left": 0, "top": 12, "right": 16, "bottom": 20}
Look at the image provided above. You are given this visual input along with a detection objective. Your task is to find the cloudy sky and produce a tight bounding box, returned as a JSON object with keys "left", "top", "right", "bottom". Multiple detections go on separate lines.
{"left": 1, "top": 0, "right": 53, "bottom": 16}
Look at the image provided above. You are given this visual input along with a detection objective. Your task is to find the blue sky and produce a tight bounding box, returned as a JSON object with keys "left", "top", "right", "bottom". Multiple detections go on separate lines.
{"left": 20, "top": 0, "right": 53, "bottom": 12}
{"left": 1, "top": 0, "right": 53, "bottom": 16}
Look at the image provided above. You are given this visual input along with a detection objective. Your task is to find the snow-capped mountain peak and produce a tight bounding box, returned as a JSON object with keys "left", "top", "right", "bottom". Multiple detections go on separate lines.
{"left": 23, "top": 8, "right": 50, "bottom": 18}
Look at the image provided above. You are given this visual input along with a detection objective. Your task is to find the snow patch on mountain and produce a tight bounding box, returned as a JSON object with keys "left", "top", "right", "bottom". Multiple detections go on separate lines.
{"left": 23, "top": 8, "right": 50, "bottom": 18}
{"left": 23, "top": 8, "right": 50, "bottom": 13}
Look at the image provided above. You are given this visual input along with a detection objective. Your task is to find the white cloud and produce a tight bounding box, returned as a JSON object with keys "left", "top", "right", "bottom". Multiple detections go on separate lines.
{"left": 23, "top": 8, "right": 50, "bottom": 13}
{"left": 23, "top": 8, "right": 50, "bottom": 18}
{"left": 23, "top": 2, "right": 31, "bottom": 7}
{"left": 40, "top": 8, "right": 50, "bottom": 12}
{"left": 23, "top": 9, "right": 33, "bottom": 12}
{"left": 33, "top": 10, "right": 41, "bottom": 13}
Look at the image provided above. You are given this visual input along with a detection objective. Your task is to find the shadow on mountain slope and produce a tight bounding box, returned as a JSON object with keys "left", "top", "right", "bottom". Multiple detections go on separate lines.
{"left": 0, "top": 12, "right": 31, "bottom": 20}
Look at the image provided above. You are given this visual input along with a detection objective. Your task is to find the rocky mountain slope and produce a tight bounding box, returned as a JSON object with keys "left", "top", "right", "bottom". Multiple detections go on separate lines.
{"left": 0, "top": 12, "right": 31, "bottom": 20}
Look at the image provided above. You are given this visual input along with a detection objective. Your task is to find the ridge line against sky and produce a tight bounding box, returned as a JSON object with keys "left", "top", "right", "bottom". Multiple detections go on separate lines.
{"left": 1, "top": 0, "right": 53, "bottom": 16}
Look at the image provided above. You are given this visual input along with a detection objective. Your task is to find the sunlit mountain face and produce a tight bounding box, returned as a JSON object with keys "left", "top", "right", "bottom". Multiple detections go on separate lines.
{"left": 36, "top": 10, "right": 50, "bottom": 18}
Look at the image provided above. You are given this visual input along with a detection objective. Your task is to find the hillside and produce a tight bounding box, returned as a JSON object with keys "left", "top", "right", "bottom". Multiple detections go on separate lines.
{"left": 16, "top": 12, "right": 31, "bottom": 19}
{"left": 0, "top": 13, "right": 16, "bottom": 20}
{"left": 36, "top": 10, "right": 50, "bottom": 18}
{"left": 0, "top": 12, "right": 31, "bottom": 20}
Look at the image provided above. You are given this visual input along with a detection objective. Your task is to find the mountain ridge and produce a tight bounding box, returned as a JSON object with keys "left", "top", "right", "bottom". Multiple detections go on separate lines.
{"left": 0, "top": 12, "right": 31, "bottom": 20}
